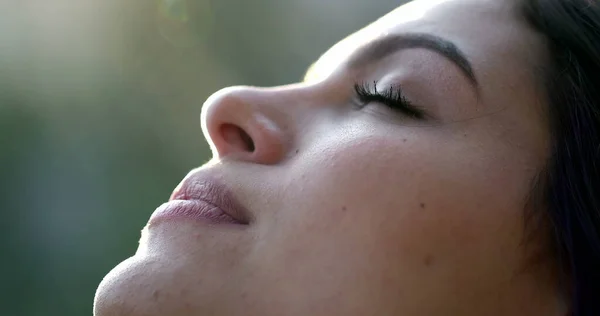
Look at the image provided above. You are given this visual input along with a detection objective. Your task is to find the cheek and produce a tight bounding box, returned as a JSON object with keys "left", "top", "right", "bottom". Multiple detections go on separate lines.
{"left": 298, "top": 132, "right": 480, "bottom": 245}
{"left": 272, "top": 124, "right": 530, "bottom": 293}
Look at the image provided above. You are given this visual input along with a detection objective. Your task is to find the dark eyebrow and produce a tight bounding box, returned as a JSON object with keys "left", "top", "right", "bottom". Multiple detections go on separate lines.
{"left": 346, "top": 33, "right": 479, "bottom": 90}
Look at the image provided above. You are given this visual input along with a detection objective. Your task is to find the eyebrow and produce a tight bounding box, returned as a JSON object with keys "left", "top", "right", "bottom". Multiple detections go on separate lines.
{"left": 345, "top": 33, "right": 479, "bottom": 90}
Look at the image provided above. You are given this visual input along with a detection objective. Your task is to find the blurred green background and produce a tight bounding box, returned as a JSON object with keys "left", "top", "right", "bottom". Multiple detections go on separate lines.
{"left": 0, "top": 0, "right": 406, "bottom": 315}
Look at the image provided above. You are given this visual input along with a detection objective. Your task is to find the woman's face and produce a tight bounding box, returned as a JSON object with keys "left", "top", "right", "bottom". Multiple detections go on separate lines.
{"left": 95, "top": 0, "right": 565, "bottom": 315}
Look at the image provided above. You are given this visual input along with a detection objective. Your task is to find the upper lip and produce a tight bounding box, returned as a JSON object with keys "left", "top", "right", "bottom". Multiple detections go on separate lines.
{"left": 169, "top": 170, "right": 251, "bottom": 225}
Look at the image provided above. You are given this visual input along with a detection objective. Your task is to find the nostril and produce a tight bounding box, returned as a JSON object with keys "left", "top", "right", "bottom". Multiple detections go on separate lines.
{"left": 240, "top": 128, "right": 255, "bottom": 152}
{"left": 221, "top": 123, "right": 255, "bottom": 153}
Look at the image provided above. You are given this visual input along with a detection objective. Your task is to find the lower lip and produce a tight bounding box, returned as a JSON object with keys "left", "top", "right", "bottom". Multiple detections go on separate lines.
{"left": 149, "top": 200, "right": 243, "bottom": 226}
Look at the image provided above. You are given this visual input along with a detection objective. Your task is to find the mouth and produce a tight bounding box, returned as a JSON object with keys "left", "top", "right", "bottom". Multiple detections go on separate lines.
{"left": 148, "top": 171, "right": 250, "bottom": 226}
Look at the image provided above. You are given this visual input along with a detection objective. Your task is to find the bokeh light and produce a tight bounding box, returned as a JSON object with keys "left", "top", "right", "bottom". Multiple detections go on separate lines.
{"left": 156, "top": 0, "right": 215, "bottom": 47}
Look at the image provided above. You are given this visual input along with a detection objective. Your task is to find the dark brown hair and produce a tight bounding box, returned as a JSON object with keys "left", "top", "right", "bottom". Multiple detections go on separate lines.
{"left": 521, "top": 1, "right": 600, "bottom": 315}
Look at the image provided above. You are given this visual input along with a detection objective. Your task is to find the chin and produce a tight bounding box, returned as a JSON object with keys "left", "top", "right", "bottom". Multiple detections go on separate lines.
{"left": 94, "top": 255, "right": 154, "bottom": 316}
{"left": 94, "top": 255, "right": 194, "bottom": 316}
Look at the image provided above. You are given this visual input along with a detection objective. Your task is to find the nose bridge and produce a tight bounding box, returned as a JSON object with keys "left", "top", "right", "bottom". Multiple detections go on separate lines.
{"left": 200, "top": 85, "right": 298, "bottom": 164}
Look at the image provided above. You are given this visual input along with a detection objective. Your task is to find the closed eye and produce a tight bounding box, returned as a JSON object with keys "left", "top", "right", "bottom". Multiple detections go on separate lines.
{"left": 354, "top": 81, "right": 427, "bottom": 120}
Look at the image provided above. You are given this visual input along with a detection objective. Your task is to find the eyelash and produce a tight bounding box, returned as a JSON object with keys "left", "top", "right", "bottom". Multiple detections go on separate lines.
{"left": 353, "top": 81, "right": 426, "bottom": 120}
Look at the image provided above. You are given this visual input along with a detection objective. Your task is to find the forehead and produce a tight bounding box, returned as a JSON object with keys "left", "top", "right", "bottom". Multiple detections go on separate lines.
{"left": 307, "top": 0, "right": 545, "bottom": 90}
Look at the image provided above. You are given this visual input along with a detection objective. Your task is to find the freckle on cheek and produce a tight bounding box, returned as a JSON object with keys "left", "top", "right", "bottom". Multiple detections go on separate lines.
{"left": 424, "top": 255, "right": 435, "bottom": 267}
{"left": 420, "top": 203, "right": 426, "bottom": 209}
{"left": 152, "top": 290, "right": 160, "bottom": 302}
{"left": 342, "top": 206, "right": 347, "bottom": 212}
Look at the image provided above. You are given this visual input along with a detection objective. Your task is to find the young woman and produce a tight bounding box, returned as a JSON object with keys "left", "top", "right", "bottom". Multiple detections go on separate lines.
{"left": 94, "top": 0, "right": 600, "bottom": 315}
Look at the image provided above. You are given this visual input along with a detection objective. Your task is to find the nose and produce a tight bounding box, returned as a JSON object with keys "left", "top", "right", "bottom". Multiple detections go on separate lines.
{"left": 200, "top": 86, "right": 289, "bottom": 164}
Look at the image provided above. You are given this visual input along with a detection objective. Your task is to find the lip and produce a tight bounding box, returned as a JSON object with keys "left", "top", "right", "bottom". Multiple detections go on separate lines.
{"left": 148, "top": 172, "right": 250, "bottom": 226}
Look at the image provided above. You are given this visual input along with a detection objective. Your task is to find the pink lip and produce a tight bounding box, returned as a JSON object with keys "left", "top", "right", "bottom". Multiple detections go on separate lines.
{"left": 149, "top": 173, "right": 250, "bottom": 226}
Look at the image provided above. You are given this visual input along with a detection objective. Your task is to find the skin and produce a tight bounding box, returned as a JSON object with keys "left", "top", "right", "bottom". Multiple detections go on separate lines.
{"left": 94, "top": 0, "right": 569, "bottom": 315}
